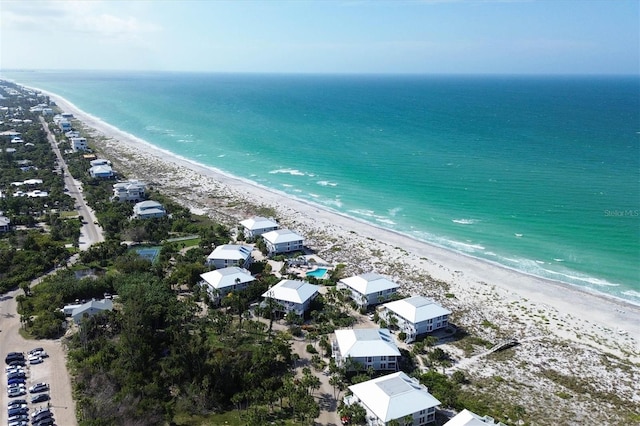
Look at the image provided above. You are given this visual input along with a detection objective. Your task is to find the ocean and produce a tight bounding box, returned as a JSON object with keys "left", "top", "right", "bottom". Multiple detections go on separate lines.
{"left": 2, "top": 71, "right": 639, "bottom": 303}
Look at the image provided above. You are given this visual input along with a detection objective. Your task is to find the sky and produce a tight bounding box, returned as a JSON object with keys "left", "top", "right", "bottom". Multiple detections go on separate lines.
{"left": 0, "top": 0, "right": 638, "bottom": 75}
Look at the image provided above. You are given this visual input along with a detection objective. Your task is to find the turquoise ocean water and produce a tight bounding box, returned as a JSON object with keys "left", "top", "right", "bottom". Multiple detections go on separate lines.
{"left": 3, "top": 71, "right": 639, "bottom": 303}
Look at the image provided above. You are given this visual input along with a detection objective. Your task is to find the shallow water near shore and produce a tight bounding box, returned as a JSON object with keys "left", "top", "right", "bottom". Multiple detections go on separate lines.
{"left": 4, "top": 71, "right": 639, "bottom": 302}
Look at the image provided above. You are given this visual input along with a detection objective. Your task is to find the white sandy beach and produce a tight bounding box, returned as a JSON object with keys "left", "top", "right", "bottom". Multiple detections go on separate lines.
{"left": 39, "top": 88, "right": 640, "bottom": 422}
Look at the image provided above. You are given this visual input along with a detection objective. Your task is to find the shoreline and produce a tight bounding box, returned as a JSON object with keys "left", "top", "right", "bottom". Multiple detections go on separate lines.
{"left": 33, "top": 86, "right": 640, "bottom": 358}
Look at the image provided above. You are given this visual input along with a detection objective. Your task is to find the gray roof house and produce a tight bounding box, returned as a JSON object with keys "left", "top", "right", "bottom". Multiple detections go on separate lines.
{"left": 333, "top": 328, "right": 400, "bottom": 371}
{"left": 382, "top": 296, "right": 452, "bottom": 343}
{"left": 262, "top": 279, "right": 319, "bottom": 316}
{"left": 337, "top": 273, "right": 399, "bottom": 308}
{"left": 133, "top": 200, "right": 166, "bottom": 219}
{"left": 200, "top": 266, "right": 255, "bottom": 303}
{"left": 206, "top": 244, "right": 253, "bottom": 269}
{"left": 444, "top": 409, "right": 507, "bottom": 426}
{"left": 345, "top": 371, "right": 441, "bottom": 425}
{"left": 261, "top": 229, "right": 304, "bottom": 255}
{"left": 71, "top": 299, "right": 114, "bottom": 324}
{"left": 239, "top": 216, "right": 278, "bottom": 239}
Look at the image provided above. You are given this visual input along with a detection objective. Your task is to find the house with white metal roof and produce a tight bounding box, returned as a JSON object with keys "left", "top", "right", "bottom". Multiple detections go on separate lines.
{"left": 112, "top": 180, "right": 146, "bottom": 202}
{"left": 444, "top": 409, "right": 506, "bottom": 426}
{"left": 345, "top": 371, "right": 440, "bottom": 425}
{"left": 89, "top": 164, "right": 114, "bottom": 179}
{"left": 337, "top": 273, "right": 399, "bottom": 308}
{"left": 333, "top": 328, "right": 400, "bottom": 371}
{"left": 261, "top": 279, "right": 319, "bottom": 316}
{"left": 261, "top": 229, "right": 304, "bottom": 255}
{"left": 206, "top": 244, "right": 253, "bottom": 269}
{"left": 133, "top": 200, "right": 166, "bottom": 219}
{"left": 200, "top": 266, "right": 255, "bottom": 303}
{"left": 71, "top": 299, "right": 113, "bottom": 324}
{"left": 239, "top": 216, "right": 278, "bottom": 239}
{"left": 381, "top": 296, "right": 452, "bottom": 343}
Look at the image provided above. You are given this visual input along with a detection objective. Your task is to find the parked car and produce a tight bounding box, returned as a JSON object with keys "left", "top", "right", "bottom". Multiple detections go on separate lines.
{"left": 8, "top": 420, "right": 29, "bottom": 426}
{"left": 31, "top": 410, "right": 52, "bottom": 422}
{"left": 7, "top": 402, "right": 27, "bottom": 410}
{"left": 8, "top": 382, "right": 26, "bottom": 390}
{"left": 30, "top": 393, "right": 49, "bottom": 404}
{"left": 7, "top": 371, "right": 26, "bottom": 379}
{"left": 28, "top": 356, "right": 43, "bottom": 365}
{"left": 33, "top": 418, "right": 55, "bottom": 426}
{"left": 6, "top": 367, "right": 26, "bottom": 375}
{"left": 8, "top": 378, "right": 26, "bottom": 386}
{"left": 29, "top": 383, "right": 49, "bottom": 394}
{"left": 4, "top": 352, "right": 24, "bottom": 364}
{"left": 7, "top": 406, "right": 28, "bottom": 416}
{"left": 28, "top": 348, "right": 44, "bottom": 356}
{"left": 7, "top": 359, "right": 26, "bottom": 367}
{"left": 7, "top": 387, "right": 26, "bottom": 398}
{"left": 7, "top": 413, "right": 28, "bottom": 421}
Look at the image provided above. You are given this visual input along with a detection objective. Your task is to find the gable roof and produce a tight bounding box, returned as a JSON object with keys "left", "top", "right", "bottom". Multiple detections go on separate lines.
{"left": 261, "top": 229, "right": 304, "bottom": 244}
{"left": 444, "top": 409, "right": 503, "bottom": 426}
{"left": 207, "top": 244, "right": 252, "bottom": 261}
{"left": 200, "top": 267, "right": 254, "bottom": 290}
{"left": 334, "top": 328, "right": 400, "bottom": 358}
{"left": 348, "top": 371, "right": 440, "bottom": 422}
{"left": 262, "top": 279, "right": 319, "bottom": 304}
{"left": 71, "top": 299, "right": 113, "bottom": 318}
{"left": 383, "top": 296, "right": 451, "bottom": 323}
{"left": 339, "top": 273, "right": 399, "bottom": 295}
{"left": 240, "top": 216, "right": 278, "bottom": 230}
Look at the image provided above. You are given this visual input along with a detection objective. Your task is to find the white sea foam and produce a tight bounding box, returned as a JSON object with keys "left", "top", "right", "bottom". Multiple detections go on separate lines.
{"left": 217, "top": 154, "right": 226, "bottom": 158}
{"left": 309, "top": 193, "right": 320, "bottom": 198}
{"left": 317, "top": 180, "right": 338, "bottom": 187}
{"left": 553, "top": 258, "right": 565, "bottom": 262}
{"left": 448, "top": 241, "right": 486, "bottom": 252}
{"left": 269, "top": 168, "right": 307, "bottom": 176}
{"left": 514, "top": 233, "right": 524, "bottom": 237}
{"left": 452, "top": 218, "right": 479, "bottom": 225}
{"left": 622, "top": 290, "right": 640, "bottom": 300}
{"left": 542, "top": 269, "right": 620, "bottom": 287}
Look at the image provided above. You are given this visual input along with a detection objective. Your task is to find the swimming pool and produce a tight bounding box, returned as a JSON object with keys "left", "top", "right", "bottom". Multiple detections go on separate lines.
{"left": 306, "top": 268, "right": 328, "bottom": 279}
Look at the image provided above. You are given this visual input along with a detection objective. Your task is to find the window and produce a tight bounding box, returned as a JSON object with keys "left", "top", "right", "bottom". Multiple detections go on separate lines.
{"left": 381, "top": 356, "right": 386, "bottom": 361}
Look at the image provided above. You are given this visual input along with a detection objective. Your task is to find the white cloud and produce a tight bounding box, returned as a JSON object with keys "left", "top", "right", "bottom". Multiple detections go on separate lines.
{"left": 2, "top": 0, "right": 160, "bottom": 40}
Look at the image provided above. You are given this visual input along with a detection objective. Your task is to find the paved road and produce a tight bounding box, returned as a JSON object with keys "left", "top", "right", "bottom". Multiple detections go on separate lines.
{"left": 40, "top": 117, "right": 104, "bottom": 248}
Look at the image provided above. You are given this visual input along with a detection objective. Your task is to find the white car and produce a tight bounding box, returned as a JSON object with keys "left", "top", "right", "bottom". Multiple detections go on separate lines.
{"left": 28, "top": 355, "right": 43, "bottom": 365}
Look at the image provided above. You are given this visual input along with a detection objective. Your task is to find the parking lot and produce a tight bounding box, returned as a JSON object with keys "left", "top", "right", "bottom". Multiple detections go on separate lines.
{"left": 1, "top": 288, "right": 77, "bottom": 426}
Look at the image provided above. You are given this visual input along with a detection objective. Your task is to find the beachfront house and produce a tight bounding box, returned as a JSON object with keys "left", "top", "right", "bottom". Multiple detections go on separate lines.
{"left": 70, "top": 137, "right": 88, "bottom": 152}
{"left": 444, "top": 409, "right": 506, "bottom": 426}
{"left": 239, "top": 216, "right": 279, "bottom": 239}
{"left": 199, "top": 266, "right": 255, "bottom": 303}
{"left": 89, "top": 164, "right": 114, "bottom": 179}
{"left": 112, "top": 180, "right": 146, "bottom": 202}
{"left": 332, "top": 328, "right": 400, "bottom": 372}
{"left": 90, "top": 158, "right": 111, "bottom": 167}
{"left": 344, "top": 371, "right": 441, "bottom": 425}
{"left": 71, "top": 299, "right": 114, "bottom": 324}
{"left": 59, "top": 119, "right": 72, "bottom": 132}
{"left": 381, "top": 296, "right": 452, "bottom": 343}
{"left": 261, "top": 229, "right": 304, "bottom": 255}
{"left": 132, "top": 200, "right": 166, "bottom": 219}
{"left": 261, "top": 279, "right": 319, "bottom": 316}
{"left": 337, "top": 272, "right": 399, "bottom": 308}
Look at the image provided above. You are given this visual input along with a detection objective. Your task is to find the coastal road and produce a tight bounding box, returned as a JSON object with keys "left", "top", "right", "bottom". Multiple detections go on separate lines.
{"left": 40, "top": 117, "right": 104, "bottom": 248}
